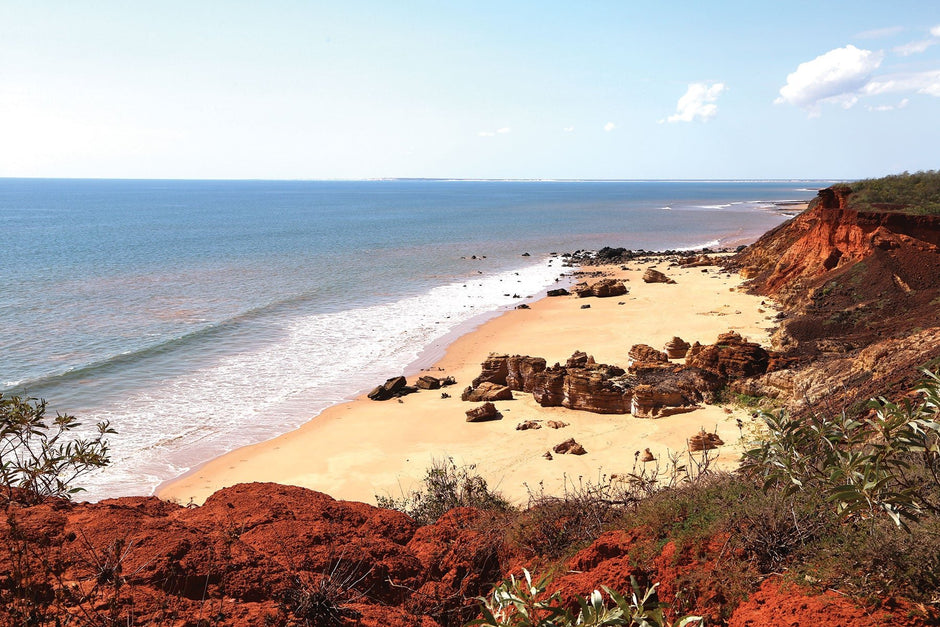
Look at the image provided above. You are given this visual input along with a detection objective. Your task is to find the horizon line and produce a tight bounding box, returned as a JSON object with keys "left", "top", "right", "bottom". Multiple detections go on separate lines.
{"left": 0, "top": 176, "right": 844, "bottom": 183}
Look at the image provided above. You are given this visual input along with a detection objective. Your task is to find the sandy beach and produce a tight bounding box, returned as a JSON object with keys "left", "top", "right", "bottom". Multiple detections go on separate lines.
{"left": 158, "top": 255, "right": 778, "bottom": 506}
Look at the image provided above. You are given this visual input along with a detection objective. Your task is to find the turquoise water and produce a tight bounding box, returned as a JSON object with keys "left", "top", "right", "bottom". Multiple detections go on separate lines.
{"left": 0, "top": 179, "right": 821, "bottom": 499}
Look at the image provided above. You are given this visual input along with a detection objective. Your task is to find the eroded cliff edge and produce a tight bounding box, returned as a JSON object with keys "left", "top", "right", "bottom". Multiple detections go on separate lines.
{"left": 727, "top": 185, "right": 940, "bottom": 408}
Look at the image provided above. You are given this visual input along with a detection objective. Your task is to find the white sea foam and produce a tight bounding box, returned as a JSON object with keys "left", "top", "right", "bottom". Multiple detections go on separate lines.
{"left": 77, "top": 258, "right": 565, "bottom": 501}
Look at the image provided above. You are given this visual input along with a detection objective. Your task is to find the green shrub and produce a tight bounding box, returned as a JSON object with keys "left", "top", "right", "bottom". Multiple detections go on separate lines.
{"left": 466, "top": 569, "right": 702, "bottom": 627}
{"left": 1, "top": 394, "right": 115, "bottom": 505}
{"left": 848, "top": 170, "right": 940, "bottom": 215}
{"left": 741, "top": 370, "right": 940, "bottom": 528}
{"left": 376, "top": 457, "right": 514, "bottom": 525}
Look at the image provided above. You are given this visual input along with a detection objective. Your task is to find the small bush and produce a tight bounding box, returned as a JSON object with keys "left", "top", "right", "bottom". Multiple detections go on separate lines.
{"left": 741, "top": 370, "right": 940, "bottom": 529}
{"left": 1, "top": 394, "right": 115, "bottom": 505}
{"left": 466, "top": 569, "right": 702, "bottom": 627}
{"left": 376, "top": 457, "right": 513, "bottom": 525}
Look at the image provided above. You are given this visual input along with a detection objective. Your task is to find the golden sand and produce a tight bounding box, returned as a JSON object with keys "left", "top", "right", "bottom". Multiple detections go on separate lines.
{"left": 158, "top": 256, "right": 777, "bottom": 506}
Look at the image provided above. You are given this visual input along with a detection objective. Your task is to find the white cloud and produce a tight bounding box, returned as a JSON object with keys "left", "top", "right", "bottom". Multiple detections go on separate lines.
{"left": 478, "top": 127, "right": 510, "bottom": 137}
{"left": 775, "top": 45, "right": 883, "bottom": 112}
{"left": 932, "top": 25, "right": 940, "bottom": 37}
{"left": 856, "top": 26, "right": 904, "bottom": 39}
{"left": 666, "top": 82, "right": 725, "bottom": 123}
{"left": 867, "top": 98, "right": 910, "bottom": 112}
{"left": 604, "top": 122, "right": 616, "bottom": 131}
{"left": 863, "top": 70, "right": 940, "bottom": 97}
{"left": 563, "top": 126, "right": 574, "bottom": 133}
{"left": 894, "top": 39, "right": 936, "bottom": 56}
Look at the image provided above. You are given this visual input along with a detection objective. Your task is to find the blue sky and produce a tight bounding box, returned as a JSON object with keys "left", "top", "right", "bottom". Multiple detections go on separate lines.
{"left": 1, "top": 1, "right": 938, "bottom": 180}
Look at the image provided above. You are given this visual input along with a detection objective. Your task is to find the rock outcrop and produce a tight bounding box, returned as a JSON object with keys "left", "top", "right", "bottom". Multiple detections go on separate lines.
{"left": 685, "top": 331, "right": 770, "bottom": 379}
{"left": 472, "top": 353, "right": 510, "bottom": 387}
{"left": 466, "top": 351, "right": 725, "bottom": 418}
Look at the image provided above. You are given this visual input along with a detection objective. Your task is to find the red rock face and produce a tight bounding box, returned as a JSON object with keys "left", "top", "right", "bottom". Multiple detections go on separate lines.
{"left": 2, "top": 486, "right": 934, "bottom": 626}
{"left": 735, "top": 192, "right": 940, "bottom": 308}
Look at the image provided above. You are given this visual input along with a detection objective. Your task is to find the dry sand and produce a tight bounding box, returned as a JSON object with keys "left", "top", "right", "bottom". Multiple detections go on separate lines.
{"left": 158, "top": 256, "right": 778, "bottom": 506}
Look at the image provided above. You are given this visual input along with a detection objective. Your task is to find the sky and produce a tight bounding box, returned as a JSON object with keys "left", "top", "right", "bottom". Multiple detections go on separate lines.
{"left": 0, "top": 1, "right": 938, "bottom": 180}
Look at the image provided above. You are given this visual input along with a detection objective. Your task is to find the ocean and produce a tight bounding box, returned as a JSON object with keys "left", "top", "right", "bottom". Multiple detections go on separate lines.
{"left": 0, "top": 179, "right": 822, "bottom": 500}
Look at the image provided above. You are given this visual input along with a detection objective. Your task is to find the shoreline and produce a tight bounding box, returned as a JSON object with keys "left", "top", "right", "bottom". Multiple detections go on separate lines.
{"left": 157, "top": 251, "right": 781, "bottom": 507}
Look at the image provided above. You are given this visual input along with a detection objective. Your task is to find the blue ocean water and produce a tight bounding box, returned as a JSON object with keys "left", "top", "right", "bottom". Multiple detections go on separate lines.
{"left": 0, "top": 179, "right": 821, "bottom": 499}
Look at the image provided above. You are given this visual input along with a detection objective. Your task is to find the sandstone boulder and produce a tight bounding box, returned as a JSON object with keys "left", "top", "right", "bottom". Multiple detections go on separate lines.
{"left": 529, "top": 367, "right": 567, "bottom": 407}
{"left": 516, "top": 420, "right": 542, "bottom": 431}
{"left": 689, "top": 429, "right": 724, "bottom": 451}
{"left": 506, "top": 355, "right": 547, "bottom": 392}
{"left": 461, "top": 382, "right": 513, "bottom": 402}
{"left": 553, "top": 438, "right": 587, "bottom": 455}
{"left": 664, "top": 337, "right": 691, "bottom": 359}
{"left": 630, "top": 384, "right": 688, "bottom": 418}
{"left": 416, "top": 375, "right": 441, "bottom": 390}
{"left": 563, "top": 368, "right": 632, "bottom": 414}
{"left": 643, "top": 268, "right": 676, "bottom": 284}
{"left": 685, "top": 331, "right": 770, "bottom": 379}
{"left": 547, "top": 420, "right": 568, "bottom": 429}
{"left": 628, "top": 344, "right": 669, "bottom": 365}
{"left": 566, "top": 350, "right": 590, "bottom": 368}
{"left": 368, "top": 376, "right": 409, "bottom": 400}
{"left": 574, "top": 277, "right": 628, "bottom": 298}
{"left": 465, "top": 402, "right": 502, "bottom": 422}
{"left": 472, "top": 353, "right": 509, "bottom": 387}
{"left": 547, "top": 288, "right": 570, "bottom": 297}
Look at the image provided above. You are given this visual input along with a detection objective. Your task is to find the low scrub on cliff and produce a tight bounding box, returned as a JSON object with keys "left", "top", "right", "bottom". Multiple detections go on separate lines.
{"left": 468, "top": 569, "right": 701, "bottom": 627}
{"left": 848, "top": 170, "right": 940, "bottom": 215}
{"left": 742, "top": 370, "right": 940, "bottom": 529}
{"left": 376, "top": 457, "right": 514, "bottom": 525}
{"left": 0, "top": 393, "right": 115, "bottom": 505}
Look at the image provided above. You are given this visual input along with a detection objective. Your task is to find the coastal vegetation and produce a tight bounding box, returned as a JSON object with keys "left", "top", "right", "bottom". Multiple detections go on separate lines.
{"left": 0, "top": 394, "right": 114, "bottom": 505}
{"left": 845, "top": 170, "right": 940, "bottom": 215}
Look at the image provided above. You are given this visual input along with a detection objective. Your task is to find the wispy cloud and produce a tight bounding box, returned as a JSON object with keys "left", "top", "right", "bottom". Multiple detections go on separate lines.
{"left": 867, "top": 98, "right": 910, "bottom": 112}
{"left": 894, "top": 39, "right": 936, "bottom": 56}
{"left": 603, "top": 122, "right": 616, "bottom": 132}
{"left": 665, "top": 82, "right": 725, "bottom": 123}
{"left": 775, "top": 45, "right": 883, "bottom": 115}
{"left": 496, "top": 127, "right": 511, "bottom": 134}
{"left": 932, "top": 25, "right": 940, "bottom": 37}
{"left": 863, "top": 70, "right": 940, "bottom": 98}
{"left": 855, "top": 26, "right": 904, "bottom": 39}
{"left": 563, "top": 126, "right": 574, "bottom": 133}
{"left": 478, "top": 127, "right": 511, "bottom": 137}
{"left": 477, "top": 131, "right": 495, "bottom": 137}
